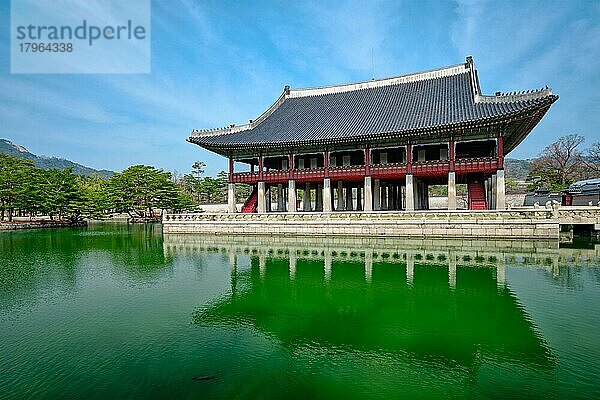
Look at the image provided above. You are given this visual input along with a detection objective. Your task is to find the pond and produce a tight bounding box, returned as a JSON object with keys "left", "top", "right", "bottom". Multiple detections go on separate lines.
{"left": 1, "top": 223, "right": 599, "bottom": 399}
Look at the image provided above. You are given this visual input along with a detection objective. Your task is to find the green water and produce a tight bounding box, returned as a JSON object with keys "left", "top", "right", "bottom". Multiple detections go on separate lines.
{"left": 1, "top": 224, "right": 600, "bottom": 399}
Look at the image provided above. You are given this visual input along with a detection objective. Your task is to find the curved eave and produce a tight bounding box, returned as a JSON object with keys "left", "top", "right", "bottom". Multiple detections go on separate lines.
{"left": 188, "top": 95, "right": 558, "bottom": 158}
{"left": 502, "top": 95, "right": 558, "bottom": 154}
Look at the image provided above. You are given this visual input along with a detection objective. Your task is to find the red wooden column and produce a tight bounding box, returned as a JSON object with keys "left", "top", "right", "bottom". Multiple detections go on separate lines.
{"left": 497, "top": 136, "right": 504, "bottom": 169}
{"left": 406, "top": 144, "right": 413, "bottom": 174}
{"left": 228, "top": 157, "right": 234, "bottom": 182}
{"left": 288, "top": 153, "right": 294, "bottom": 178}
{"left": 258, "top": 155, "right": 264, "bottom": 180}
{"left": 449, "top": 140, "right": 455, "bottom": 171}
{"left": 324, "top": 149, "right": 329, "bottom": 177}
{"left": 365, "top": 145, "right": 371, "bottom": 175}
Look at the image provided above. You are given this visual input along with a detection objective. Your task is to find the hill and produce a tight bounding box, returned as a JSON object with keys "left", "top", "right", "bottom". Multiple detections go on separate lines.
{"left": 504, "top": 158, "right": 534, "bottom": 181}
{"left": 0, "top": 139, "right": 113, "bottom": 178}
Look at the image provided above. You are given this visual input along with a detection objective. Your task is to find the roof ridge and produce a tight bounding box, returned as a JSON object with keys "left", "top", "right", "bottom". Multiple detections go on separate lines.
{"left": 191, "top": 58, "right": 474, "bottom": 138}
{"left": 475, "top": 87, "right": 554, "bottom": 103}
{"left": 288, "top": 61, "right": 470, "bottom": 98}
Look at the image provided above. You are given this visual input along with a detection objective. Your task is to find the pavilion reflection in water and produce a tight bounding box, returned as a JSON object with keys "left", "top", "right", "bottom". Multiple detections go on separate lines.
{"left": 164, "top": 235, "right": 564, "bottom": 372}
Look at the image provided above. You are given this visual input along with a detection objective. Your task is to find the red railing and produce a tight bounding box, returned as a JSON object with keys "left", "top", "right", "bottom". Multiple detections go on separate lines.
{"left": 370, "top": 162, "right": 407, "bottom": 179}
{"left": 294, "top": 167, "right": 326, "bottom": 181}
{"left": 231, "top": 171, "right": 260, "bottom": 184}
{"left": 455, "top": 157, "right": 499, "bottom": 174}
{"left": 231, "top": 156, "right": 500, "bottom": 184}
{"left": 263, "top": 169, "right": 291, "bottom": 183}
{"left": 328, "top": 165, "right": 366, "bottom": 181}
{"left": 412, "top": 160, "right": 450, "bottom": 177}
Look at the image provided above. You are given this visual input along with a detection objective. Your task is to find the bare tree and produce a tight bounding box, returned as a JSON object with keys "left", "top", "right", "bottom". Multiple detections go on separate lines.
{"left": 529, "top": 134, "right": 586, "bottom": 189}
{"left": 585, "top": 142, "right": 600, "bottom": 174}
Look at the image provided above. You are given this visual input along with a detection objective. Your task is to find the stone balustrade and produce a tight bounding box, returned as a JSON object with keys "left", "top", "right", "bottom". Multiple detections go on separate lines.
{"left": 164, "top": 207, "right": 600, "bottom": 239}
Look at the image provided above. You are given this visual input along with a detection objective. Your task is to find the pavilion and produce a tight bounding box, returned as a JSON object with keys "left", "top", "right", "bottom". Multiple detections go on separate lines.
{"left": 188, "top": 57, "right": 557, "bottom": 213}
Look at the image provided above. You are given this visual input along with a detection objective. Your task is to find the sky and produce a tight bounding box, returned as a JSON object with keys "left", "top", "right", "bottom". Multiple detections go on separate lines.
{"left": 0, "top": 0, "right": 599, "bottom": 176}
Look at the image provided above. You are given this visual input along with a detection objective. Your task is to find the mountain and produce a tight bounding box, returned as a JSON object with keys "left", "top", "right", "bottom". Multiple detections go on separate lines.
{"left": 0, "top": 139, "right": 113, "bottom": 178}
{"left": 504, "top": 158, "right": 534, "bottom": 181}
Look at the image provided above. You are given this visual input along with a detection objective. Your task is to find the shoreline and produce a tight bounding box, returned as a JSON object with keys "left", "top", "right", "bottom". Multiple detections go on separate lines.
{"left": 0, "top": 220, "right": 87, "bottom": 231}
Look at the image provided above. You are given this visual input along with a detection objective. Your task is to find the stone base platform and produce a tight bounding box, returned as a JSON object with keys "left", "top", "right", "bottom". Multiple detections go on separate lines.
{"left": 165, "top": 209, "right": 577, "bottom": 240}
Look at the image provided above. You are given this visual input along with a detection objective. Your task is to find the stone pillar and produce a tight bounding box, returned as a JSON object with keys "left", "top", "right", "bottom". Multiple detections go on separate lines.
{"left": 364, "top": 176, "right": 373, "bottom": 212}
{"left": 496, "top": 169, "right": 506, "bottom": 210}
{"left": 345, "top": 183, "right": 353, "bottom": 211}
{"left": 277, "top": 184, "right": 284, "bottom": 212}
{"left": 423, "top": 182, "right": 429, "bottom": 210}
{"left": 405, "top": 174, "right": 415, "bottom": 211}
{"left": 316, "top": 183, "right": 323, "bottom": 211}
{"left": 373, "top": 179, "right": 380, "bottom": 211}
{"left": 265, "top": 185, "right": 271, "bottom": 212}
{"left": 380, "top": 184, "right": 388, "bottom": 210}
{"left": 288, "top": 179, "right": 297, "bottom": 213}
{"left": 337, "top": 181, "right": 344, "bottom": 211}
{"left": 303, "top": 182, "right": 311, "bottom": 211}
{"left": 448, "top": 171, "right": 457, "bottom": 210}
{"left": 257, "top": 181, "right": 266, "bottom": 213}
{"left": 323, "top": 178, "right": 332, "bottom": 212}
{"left": 491, "top": 173, "right": 497, "bottom": 210}
{"left": 413, "top": 177, "right": 421, "bottom": 210}
{"left": 228, "top": 183, "right": 237, "bottom": 213}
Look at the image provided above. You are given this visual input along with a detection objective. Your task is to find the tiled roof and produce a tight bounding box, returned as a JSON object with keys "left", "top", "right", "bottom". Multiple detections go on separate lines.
{"left": 189, "top": 57, "right": 557, "bottom": 156}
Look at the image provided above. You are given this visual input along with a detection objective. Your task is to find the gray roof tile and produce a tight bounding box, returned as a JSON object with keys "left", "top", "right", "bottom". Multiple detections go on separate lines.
{"left": 189, "top": 59, "right": 557, "bottom": 155}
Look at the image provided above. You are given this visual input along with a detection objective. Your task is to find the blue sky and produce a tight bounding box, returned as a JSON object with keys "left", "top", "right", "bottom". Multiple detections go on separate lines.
{"left": 1, "top": 0, "right": 599, "bottom": 176}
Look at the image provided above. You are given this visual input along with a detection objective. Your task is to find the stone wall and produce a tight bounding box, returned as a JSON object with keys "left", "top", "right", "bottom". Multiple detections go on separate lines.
{"left": 162, "top": 209, "right": 574, "bottom": 239}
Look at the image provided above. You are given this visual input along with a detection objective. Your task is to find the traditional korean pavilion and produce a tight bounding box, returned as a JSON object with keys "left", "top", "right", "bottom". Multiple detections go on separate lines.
{"left": 188, "top": 57, "right": 557, "bottom": 213}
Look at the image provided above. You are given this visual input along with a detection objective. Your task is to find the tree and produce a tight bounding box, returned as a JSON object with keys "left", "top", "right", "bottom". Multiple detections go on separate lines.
{"left": 38, "top": 168, "right": 82, "bottom": 221}
{"left": 585, "top": 142, "right": 600, "bottom": 174}
{"left": 505, "top": 177, "right": 519, "bottom": 194}
{"left": 215, "top": 171, "right": 228, "bottom": 202}
{"left": 173, "top": 162, "right": 230, "bottom": 204}
{"left": 107, "top": 165, "right": 182, "bottom": 221}
{"left": 74, "top": 174, "right": 111, "bottom": 220}
{"left": 0, "top": 154, "right": 35, "bottom": 221}
{"left": 528, "top": 134, "right": 586, "bottom": 191}
{"left": 192, "top": 161, "right": 206, "bottom": 179}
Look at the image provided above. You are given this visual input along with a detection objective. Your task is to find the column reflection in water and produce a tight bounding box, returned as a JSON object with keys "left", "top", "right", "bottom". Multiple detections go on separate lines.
{"left": 192, "top": 235, "right": 558, "bottom": 383}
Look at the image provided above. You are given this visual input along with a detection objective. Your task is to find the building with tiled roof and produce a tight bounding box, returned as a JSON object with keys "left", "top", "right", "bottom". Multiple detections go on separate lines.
{"left": 188, "top": 57, "right": 558, "bottom": 213}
